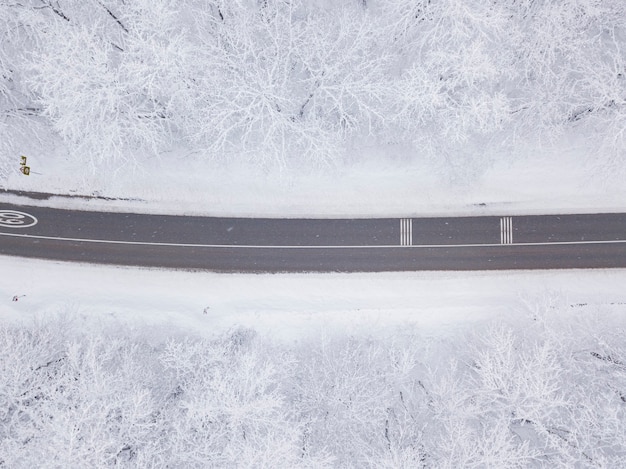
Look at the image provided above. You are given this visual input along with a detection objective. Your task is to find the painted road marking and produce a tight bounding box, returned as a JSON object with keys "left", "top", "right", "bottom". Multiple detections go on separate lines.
{"left": 400, "top": 218, "right": 413, "bottom": 246}
{"left": 0, "top": 210, "right": 38, "bottom": 228}
{"left": 500, "top": 216, "right": 513, "bottom": 244}
{"left": 2, "top": 231, "right": 626, "bottom": 249}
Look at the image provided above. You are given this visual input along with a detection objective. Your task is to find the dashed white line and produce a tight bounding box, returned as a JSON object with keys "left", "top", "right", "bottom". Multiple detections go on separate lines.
{"left": 2, "top": 231, "right": 626, "bottom": 249}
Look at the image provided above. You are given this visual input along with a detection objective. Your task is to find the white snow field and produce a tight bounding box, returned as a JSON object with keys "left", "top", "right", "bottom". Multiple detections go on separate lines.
{"left": 2, "top": 254, "right": 625, "bottom": 342}
{"left": 3, "top": 132, "right": 626, "bottom": 218}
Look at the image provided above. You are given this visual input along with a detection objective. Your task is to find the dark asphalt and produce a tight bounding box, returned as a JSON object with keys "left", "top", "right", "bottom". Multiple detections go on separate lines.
{"left": 1, "top": 204, "right": 626, "bottom": 272}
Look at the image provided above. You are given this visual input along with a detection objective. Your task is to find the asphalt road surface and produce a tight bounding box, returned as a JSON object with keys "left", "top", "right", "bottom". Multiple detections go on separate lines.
{"left": 1, "top": 205, "right": 626, "bottom": 272}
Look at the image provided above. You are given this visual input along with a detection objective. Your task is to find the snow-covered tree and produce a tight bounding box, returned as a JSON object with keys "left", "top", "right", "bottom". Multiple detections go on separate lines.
{"left": 1, "top": 305, "right": 626, "bottom": 467}
{"left": 1, "top": 0, "right": 625, "bottom": 180}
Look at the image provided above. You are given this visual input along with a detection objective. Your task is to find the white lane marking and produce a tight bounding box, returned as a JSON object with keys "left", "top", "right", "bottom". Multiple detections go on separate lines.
{"left": 0, "top": 210, "right": 38, "bottom": 228}
{"left": 500, "top": 216, "right": 513, "bottom": 244}
{"left": 400, "top": 218, "right": 413, "bottom": 246}
{"left": 1, "top": 231, "right": 626, "bottom": 249}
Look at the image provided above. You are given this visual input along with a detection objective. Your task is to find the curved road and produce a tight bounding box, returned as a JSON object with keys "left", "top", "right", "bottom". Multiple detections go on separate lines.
{"left": 1, "top": 204, "right": 626, "bottom": 272}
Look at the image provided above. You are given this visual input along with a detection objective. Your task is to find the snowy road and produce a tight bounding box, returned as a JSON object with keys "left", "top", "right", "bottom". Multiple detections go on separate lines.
{"left": 1, "top": 205, "right": 626, "bottom": 271}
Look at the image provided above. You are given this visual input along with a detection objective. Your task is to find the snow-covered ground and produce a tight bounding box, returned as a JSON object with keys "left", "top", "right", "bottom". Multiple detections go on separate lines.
{"left": 3, "top": 129, "right": 625, "bottom": 218}
{"left": 2, "top": 255, "right": 626, "bottom": 343}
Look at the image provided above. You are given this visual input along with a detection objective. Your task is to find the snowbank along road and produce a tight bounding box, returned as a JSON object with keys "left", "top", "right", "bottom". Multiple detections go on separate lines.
{"left": 1, "top": 205, "right": 626, "bottom": 272}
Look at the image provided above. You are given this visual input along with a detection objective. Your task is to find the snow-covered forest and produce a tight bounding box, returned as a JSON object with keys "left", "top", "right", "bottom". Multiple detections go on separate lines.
{"left": 1, "top": 0, "right": 625, "bottom": 179}
{"left": 2, "top": 2, "right": 626, "bottom": 467}
{"left": 0, "top": 309, "right": 625, "bottom": 468}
